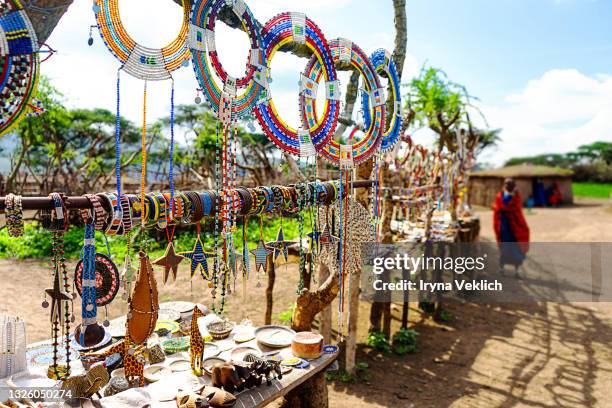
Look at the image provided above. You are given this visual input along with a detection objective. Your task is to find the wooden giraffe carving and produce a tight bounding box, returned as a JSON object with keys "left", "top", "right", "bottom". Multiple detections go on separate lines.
{"left": 190, "top": 305, "right": 207, "bottom": 374}
{"left": 84, "top": 337, "right": 146, "bottom": 387}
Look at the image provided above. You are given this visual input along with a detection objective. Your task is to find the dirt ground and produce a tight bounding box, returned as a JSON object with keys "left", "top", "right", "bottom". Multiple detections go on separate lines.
{"left": 1, "top": 198, "right": 611, "bottom": 407}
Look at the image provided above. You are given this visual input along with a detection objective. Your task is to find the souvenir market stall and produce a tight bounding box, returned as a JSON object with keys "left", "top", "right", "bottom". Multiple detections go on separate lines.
{"left": 0, "top": 0, "right": 406, "bottom": 404}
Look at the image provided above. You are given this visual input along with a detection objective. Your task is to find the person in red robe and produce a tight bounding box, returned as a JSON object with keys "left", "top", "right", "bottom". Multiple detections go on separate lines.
{"left": 493, "top": 178, "right": 530, "bottom": 277}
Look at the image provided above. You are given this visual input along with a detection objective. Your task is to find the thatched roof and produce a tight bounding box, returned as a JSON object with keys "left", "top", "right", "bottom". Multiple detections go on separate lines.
{"left": 471, "top": 163, "right": 573, "bottom": 178}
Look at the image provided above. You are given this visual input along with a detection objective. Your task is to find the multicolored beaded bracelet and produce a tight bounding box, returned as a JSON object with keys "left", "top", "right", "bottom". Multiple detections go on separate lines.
{"left": 302, "top": 38, "right": 385, "bottom": 168}
{"left": 119, "top": 194, "right": 133, "bottom": 234}
{"left": 156, "top": 193, "right": 168, "bottom": 229}
{"left": 189, "top": 0, "right": 267, "bottom": 118}
{"left": 98, "top": 193, "right": 122, "bottom": 236}
{"left": 361, "top": 49, "right": 402, "bottom": 152}
{"left": 48, "top": 193, "right": 68, "bottom": 232}
{"left": 83, "top": 193, "right": 107, "bottom": 231}
{"left": 254, "top": 12, "right": 340, "bottom": 157}
{"left": 185, "top": 191, "right": 203, "bottom": 222}
{"left": 127, "top": 194, "right": 142, "bottom": 226}
{"left": 5, "top": 193, "right": 24, "bottom": 237}
{"left": 199, "top": 191, "right": 213, "bottom": 217}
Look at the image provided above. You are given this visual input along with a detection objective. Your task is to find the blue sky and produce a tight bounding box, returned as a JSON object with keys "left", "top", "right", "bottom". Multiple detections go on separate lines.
{"left": 38, "top": 0, "right": 612, "bottom": 165}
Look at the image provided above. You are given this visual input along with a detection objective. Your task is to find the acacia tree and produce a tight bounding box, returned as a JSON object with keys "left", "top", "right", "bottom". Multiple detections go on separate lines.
{"left": 5, "top": 78, "right": 148, "bottom": 195}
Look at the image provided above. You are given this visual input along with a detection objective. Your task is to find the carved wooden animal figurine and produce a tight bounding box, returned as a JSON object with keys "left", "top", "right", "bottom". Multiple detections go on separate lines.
{"left": 61, "top": 362, "right": 109, "bottom": 399}
{"left": 190, "top": 305, "right": 207, "bottom": 374}
{"left": 211, "top": 362, "right": 246, "bottom": 392}
{"left": 243, "top": 354, "right": 282, "bottom": 385}
{"left": 83, "top": 337, "right": 146, "bottom": 387}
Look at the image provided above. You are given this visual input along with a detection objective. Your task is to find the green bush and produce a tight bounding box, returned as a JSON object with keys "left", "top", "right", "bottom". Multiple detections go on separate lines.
{"left": 365, "top": 331, "right": 392, "bottom": 353}
{"left": 392, "top": 327, "right": 419, "bottom": 355}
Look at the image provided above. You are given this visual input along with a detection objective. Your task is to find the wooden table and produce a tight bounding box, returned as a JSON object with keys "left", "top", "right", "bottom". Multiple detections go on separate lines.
{"left": 5, "top": 320, "right": 337, "bottom": 407}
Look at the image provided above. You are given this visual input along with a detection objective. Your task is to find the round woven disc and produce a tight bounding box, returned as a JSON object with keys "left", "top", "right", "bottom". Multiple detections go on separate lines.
{"left": 75, "top": 253, "right": 120, "bottom": 307}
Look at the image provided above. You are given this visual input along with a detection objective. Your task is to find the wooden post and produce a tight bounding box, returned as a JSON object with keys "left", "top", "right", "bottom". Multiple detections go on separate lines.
{"left": 345, "top": 261, "right": 361, "bottom": 375}
{"left": 265, "top": 254, "right": 275, "bottom": 325}
{"left": 318, "top": 264, "right": 332, "bottom": 344}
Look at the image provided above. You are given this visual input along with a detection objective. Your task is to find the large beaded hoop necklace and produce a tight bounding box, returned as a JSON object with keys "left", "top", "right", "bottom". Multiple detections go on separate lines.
{"left": 0, "top": 0, "right": 41, "bottom": 136}
{"left": 92, "top": 0, "right": 191, "bottom": 81}
{"left": 189, "top": 0, "right": 268, "bottom": 118}
{"left": 301, "top": 38, "right": 385, "bottom": 169}
{"left": 254, "top": 12, "right": 340, "bottom": 157}
{"left": 360, "top": 49, "right": 402, "bottom": 153}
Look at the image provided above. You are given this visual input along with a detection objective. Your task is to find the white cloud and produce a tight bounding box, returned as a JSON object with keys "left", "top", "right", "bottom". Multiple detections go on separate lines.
{"left": 479, "top": 69, "right": 612, "bottom": 164}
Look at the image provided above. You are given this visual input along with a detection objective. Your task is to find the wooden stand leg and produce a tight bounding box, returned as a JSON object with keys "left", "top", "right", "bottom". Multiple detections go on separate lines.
{"left": 280, "top": 371, "right": 329, "bottom": 408}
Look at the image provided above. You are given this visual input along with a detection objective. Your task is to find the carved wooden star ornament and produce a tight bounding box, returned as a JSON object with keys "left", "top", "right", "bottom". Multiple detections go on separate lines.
{"left": 153, "top": 242, "right": 185, "bottom": 284}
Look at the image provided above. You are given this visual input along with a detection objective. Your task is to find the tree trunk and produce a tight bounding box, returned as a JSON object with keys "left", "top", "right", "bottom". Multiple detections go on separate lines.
{"left": 292, "top": 265, "right": 339, "bottom": 333}
{"left": 367, "top": 0, "right": 407, "bottom": 338}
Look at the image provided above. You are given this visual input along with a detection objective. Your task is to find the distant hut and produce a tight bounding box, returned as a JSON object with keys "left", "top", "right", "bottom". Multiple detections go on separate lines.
{"left": 468, "top": 164, "right": 573, "bottom": 207}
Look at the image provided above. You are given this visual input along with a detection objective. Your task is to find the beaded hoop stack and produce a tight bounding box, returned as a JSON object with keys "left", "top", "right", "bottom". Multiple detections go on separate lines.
{"left": 189, "top": 0, "right": 267, "bottom": 118}
{"left": 361, "top": 49, "right": 402, "bottom": 152}
{"left": 301, "top": 38, "right": 385, "bottom": 168}
{"left": 255, "top": 12, "right": 340, "bottom": 157}
{"left": 0, "top": 0, "right": 39, "bottom": 136}
{"left": 92, "top": 0, "right": 191, "bottom": 80}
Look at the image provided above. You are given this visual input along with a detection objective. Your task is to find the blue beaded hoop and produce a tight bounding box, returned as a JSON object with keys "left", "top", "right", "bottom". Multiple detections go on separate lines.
{"left": 361, "top": 49, "right": 402, "bottom": 152}
{"left": 301, "top": 38, "right": 385, "bottom": 168}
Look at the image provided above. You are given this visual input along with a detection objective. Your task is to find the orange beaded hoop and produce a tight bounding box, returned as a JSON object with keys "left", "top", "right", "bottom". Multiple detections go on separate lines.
{"left": 92, "top": 0, "right": 191, "bottom": 80}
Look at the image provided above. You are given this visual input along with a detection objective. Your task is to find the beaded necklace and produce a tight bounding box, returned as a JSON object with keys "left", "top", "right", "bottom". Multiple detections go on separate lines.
{"left": 0, "top": 0, "right": 41, "bottom": 136}
{"left": 41, "top": 193, "right": 73, "bottom": 380}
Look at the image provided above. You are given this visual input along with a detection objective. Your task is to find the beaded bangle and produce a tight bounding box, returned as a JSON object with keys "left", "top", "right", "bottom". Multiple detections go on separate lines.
{"left": 5, "top": 193, "right": 24, "bottom": 237}
{"left": 98, "top": 193, "right": 122, "bottom": 236}
{"left": 251, "top": 188, "right": 266, "bottom": 215}
{"left": 177, "top": 192, "right": 192, "bottom": 223}
{"left": 163, "top": 193, "right": 182, "bottom": 224}
{"left": 185, "top": 191, "right": 203, "bottom": 223}
{"left": 48, "top": 193, "right": 67, "bottom": 232}
{"left": 189, "top": 0, "right": 267, "bottom": 118}
{"left": 301, "top": 38, "right": 385, "bottom": 168}
{"left": 254, "top": 12, "right": 339, "bottom": 157}
{"left": 0, "top": 0, "right": 41, "bottom": 137}
{"left": 144, "top": 195, "right": 158, "bottom": 228}
{"left": 154, "top": 193, "right": 168, "bottom": 229}
{"left": 93, "top": 0, "right": 191, "bottom": 81}
{"left": 271, "top": 186, "right": 284, "bottom": 211}
{"left": 119, "top": 195, "right": 133, "bottom": 234}
{"left": 361, "top": 49, "right": 402, "bottom": 152}
{"left": 235, "top": 188, "right": 252, "bottom": 216}
{"left": 199, "top": 191, "right": 212, "bottom": 217}
{"left": 262, "top": 186, "right": 274, "bottom": 213}
{"left": 127, "top": 194, "right": 142, "bottom": 226}
{"left": 83, "top": 193, "right": 107, "bottom": 231}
